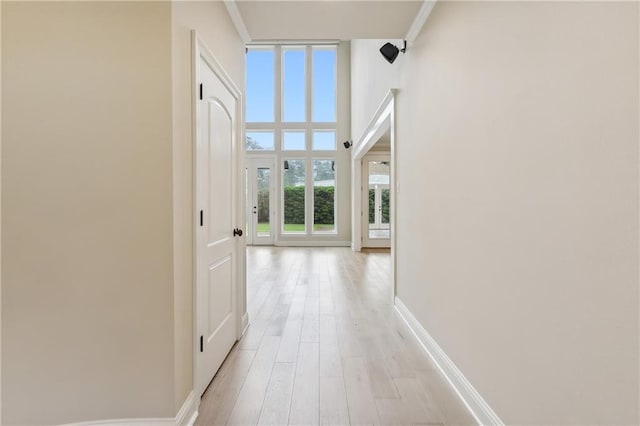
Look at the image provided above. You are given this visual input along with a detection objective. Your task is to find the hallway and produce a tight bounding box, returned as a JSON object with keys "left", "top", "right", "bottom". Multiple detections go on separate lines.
{"left": 195, "top": 247, "right": 474, "bottom": 425}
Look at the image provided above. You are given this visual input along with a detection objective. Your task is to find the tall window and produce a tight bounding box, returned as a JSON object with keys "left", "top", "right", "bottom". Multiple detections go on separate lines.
{"left": 246, "top": 45, "right": 338, "bottom": 236}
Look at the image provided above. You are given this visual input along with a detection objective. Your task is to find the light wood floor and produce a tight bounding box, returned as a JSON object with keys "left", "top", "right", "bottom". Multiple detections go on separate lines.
{"left": 195, "top": 247, "right": 475, "bottom": 426}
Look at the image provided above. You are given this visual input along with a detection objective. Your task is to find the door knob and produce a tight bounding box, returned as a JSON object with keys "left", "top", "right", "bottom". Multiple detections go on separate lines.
{"left": 233, "top": 228, "right": 243, "bottom": 237}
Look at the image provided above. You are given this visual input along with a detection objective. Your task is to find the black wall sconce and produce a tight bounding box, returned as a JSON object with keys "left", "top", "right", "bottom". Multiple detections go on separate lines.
{"left": 380, "top": 40, "right": 407, "bottom": 64}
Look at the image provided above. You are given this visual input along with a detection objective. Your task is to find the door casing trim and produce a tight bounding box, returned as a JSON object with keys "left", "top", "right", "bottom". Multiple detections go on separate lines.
{"left": 352, "top": 89, "right": 397, "bottom": 303}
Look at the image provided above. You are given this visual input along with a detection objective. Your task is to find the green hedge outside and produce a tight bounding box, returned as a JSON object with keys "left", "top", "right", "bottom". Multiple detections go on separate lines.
{"left": 283, "top": 186, "right": 305, "bottom": 223}
{"left": 382, "top": 189, "right": 390, "bottom": 222}
{"left": 258, "top": 186, "right": 334, "bottom": 225}
{"left": 313, "top": 186, "right": 335, "bottom": 224}
{"left": 368, "top": 188, "right": 390, "bottom": 223}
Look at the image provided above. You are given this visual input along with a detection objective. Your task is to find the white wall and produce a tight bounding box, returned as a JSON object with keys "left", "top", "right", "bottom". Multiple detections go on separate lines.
{"left": 171, "top": 0, "right": 246, "bottom": 411}
{"left": 2, "top": 2, "right": 175, "bottom": 424}
{"left": 2, "top": 1, "right": 245, "bottom": 423}
{"left": 350, "top": 39, "right": 400, "bottom": 145}
{"left": 352, "top": 2, "right": 639, "bottom": 424}
{"left": 0, "top": 1, "right": 4, "bottom": 421}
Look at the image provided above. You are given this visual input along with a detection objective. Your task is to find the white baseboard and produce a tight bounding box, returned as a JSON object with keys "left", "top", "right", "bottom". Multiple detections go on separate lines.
{"left": 60, "top": 391, "right": 199, "bottom": 426}
{"left": 274, "top": 240, "right": 351, "bottom": 247}
{"left": 175, "top": 391, "right": 199, "bottom": 426}
{"left": 61, "top": 418, "right": 174, "bottom": 426}
{"left": 394, "top": 297, "right": 504, "bottom": 426}
{"left": 241, "top": 312, "right": 249, "bottom": 336}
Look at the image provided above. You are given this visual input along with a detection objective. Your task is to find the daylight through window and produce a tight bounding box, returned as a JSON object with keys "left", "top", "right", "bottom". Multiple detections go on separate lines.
{"left": 246, "top": 44, "right": 338, "bottom": 237}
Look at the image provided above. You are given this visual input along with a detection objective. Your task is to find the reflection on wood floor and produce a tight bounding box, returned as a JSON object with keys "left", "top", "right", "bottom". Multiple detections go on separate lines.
{"left": 196, "top": 247, "right": 475, "bottom": 426}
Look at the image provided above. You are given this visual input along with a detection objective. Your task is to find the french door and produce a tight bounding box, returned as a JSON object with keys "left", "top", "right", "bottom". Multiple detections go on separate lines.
{"left": 246, "top": 157, "right": 276, "bottom": 245}
{"left": 362, "top": 155, "right": 391, "bottom": 248}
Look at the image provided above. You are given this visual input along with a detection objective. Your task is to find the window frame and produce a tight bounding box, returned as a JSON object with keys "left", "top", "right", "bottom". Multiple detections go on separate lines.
{"left": 246, "top": 44, "right": 339, "bottom": 239}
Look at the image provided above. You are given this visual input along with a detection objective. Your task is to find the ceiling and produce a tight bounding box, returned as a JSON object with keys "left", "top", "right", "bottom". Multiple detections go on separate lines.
{"left": 234, "top": 1, "right": 424, "bottom": 41}
{"left": 370, "top": 128, "right": 391, "bottom": 151}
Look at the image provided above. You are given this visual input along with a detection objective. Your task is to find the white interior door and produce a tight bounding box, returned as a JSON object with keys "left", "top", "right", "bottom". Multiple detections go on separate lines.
{"left": 362, "top": 155, "right": 391, "bottom": 248}
{"left": 195, "top": 42, "right": 241, "bottom": 396}
{"left": 246, "top": 158, "right": 276, "bottom": 246}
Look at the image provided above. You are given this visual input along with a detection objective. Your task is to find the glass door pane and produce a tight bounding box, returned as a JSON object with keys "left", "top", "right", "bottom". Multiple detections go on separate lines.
{"left": 283, "top": 159, "right": 306, "bottom": 233}
{"left": 313, "top": 159, "right": 336, "bottom": 233}
{"left": 283, "top": 48, "right": 306, "bottom": 122}
{"left": 368, "top": 160, "right": 390, "bottom": 239}
{"left": 381, "top": 188, "right": 390, "bottom": 226}
{"left": 256, "top": 168, "right": 271, "bottom": 237}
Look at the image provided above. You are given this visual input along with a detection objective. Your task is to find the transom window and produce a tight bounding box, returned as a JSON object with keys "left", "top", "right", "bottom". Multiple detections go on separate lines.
{"left": 246, "top": 44, "right": 338, "bottom": 236}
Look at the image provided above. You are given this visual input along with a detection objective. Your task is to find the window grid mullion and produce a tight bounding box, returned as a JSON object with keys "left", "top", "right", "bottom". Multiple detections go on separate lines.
{"left": 247, "top": 44, "right": 339, "bottom": 239}
{"left": 304, "top": 46, "right": 312, "bottom": 237}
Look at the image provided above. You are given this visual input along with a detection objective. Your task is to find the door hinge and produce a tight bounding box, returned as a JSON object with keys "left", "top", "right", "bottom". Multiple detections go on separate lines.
{"left": 199, "top": 83, "right": 203, "bottom": 100}
{"left": 200, "top": 210, "right": 204, "bottom": 227}
{"left": 200, "top": 335, "right": 204, "bottom": 352}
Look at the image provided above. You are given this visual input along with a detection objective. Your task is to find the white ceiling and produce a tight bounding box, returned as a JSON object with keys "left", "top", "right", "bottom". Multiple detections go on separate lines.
{"left": 234, "top": 1, "right": 424, "bottom": 41}
{"left": 370, "top": 128, "right": 391, "bottom": 151}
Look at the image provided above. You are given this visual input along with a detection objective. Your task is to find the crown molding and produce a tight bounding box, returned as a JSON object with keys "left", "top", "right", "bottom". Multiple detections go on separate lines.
{"left": 405, "top": 0, "right": 437, "bottom": 46}
{"left": 224, "top": 0, "right": 252, "bottom": 44}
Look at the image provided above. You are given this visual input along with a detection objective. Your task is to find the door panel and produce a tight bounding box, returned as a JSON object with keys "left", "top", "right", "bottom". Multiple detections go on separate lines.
{"left": 207, "top": 256, "right": 232, "bottom": 337}
{"left": 196, "top": 49, "right": 238, "bottom": 397}
{"left": 256, "top": 167, "right": 272, "bottom": 237}
{"left": 208, "top": 101, "right": 233, "bottom": 242}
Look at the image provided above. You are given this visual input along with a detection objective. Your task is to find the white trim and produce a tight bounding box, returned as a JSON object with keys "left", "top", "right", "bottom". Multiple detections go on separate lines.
{"left": 175, "top": 392, "right": 199, "bottom": 426}
{"left": 60, "top": 419, "right": 174, "bottom": 426}
{"left": 248, "top": 40, "right": 340, "bottom": 46}
{"left": 405, "top": 0, "right": 437, "bottom": 46}
{"left": 58, "top": 391, "right": 199, "bottom": 426}
{"left": 275, "top": 240, "right": 351, "bottom": 247}
{"left": 394, "top": 297, "right": 504, "bottom": 426}
{"left": 351, "top": 89, "right": 397, "bottom": 303}
{"left": 223, "top": 0, "right": 251, "bottom": 43}
{"left": 352, "top": 90, "right": 395, "bottom": 160}
{"left": 192, "top": 31, "right": 241, "bottom": 99}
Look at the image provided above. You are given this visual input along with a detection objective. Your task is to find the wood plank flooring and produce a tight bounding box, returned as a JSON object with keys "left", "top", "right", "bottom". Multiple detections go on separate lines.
{"left": 196, "top": 247, "right": 476, "bottom": 426}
